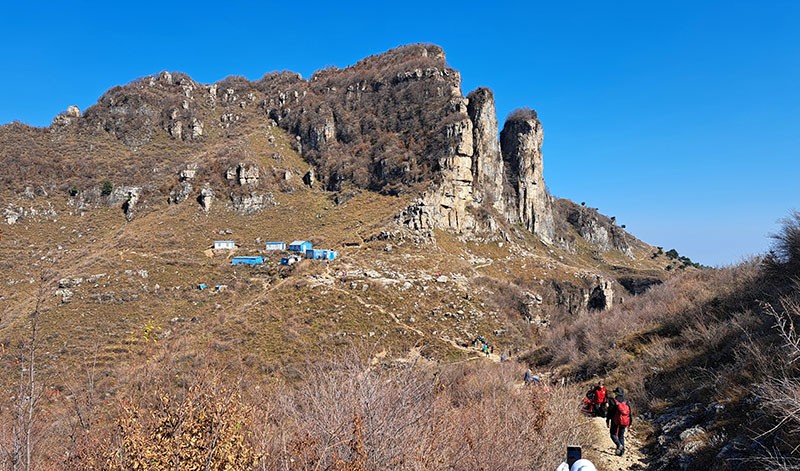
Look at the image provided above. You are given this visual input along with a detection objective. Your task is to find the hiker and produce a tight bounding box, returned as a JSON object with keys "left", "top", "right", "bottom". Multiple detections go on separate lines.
{"left": 592, "top": 381, "right": 607, "bottom": 417}
{"left": 606, "top": 387, "right": 633, "bottom": 456}
{"left": 524, "top": 368, "right": 535, "bottom": 384}
{"left": 556, "top": 445, "right": 597, "bottom": 471}
{"left": 583, "top": 387, "right": 597, "bottom": 414}
{"left": 556, "top": 459, "right": 597, "bottom": 471}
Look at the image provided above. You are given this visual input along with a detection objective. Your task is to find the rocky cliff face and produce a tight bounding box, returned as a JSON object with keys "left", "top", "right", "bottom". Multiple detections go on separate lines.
{"left": 0, "top": 43, "right": 643, "bottom": 257}
{"left": 393, "top": 77, "right": 557, "bottom": 242}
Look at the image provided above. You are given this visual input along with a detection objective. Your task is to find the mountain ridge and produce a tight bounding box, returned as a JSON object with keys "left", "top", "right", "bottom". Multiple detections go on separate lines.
{"left": 2, "top": 44, "right": 649, "bottom": 257}
{"left": 0, "top": 44, "right": 686, "bottom": 364}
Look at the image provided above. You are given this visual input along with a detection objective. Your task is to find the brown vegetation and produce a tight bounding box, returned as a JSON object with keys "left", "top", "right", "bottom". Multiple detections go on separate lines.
{"left": 0, "top": 343, "right": 588, "bottom": 469}
{"left": 526, "top": 210, "right": 800, "bottom": 468}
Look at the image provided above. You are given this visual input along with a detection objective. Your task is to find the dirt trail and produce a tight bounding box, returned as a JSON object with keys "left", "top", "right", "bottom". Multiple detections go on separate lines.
{"left": 587, "top": 417, "right": 646, "bottom": 470}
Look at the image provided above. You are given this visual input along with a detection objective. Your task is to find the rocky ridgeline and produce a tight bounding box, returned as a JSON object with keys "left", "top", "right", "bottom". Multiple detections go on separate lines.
{"left": 1, "top": 44, "right": 644, "bottom": 257}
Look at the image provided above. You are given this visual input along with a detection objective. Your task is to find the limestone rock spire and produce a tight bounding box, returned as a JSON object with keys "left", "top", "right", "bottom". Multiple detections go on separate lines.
{"left": 500, "top": 109, "right": 555, "bottom": 244}
{"left": 467, "top": 87, "right": 505, "bottom": 214}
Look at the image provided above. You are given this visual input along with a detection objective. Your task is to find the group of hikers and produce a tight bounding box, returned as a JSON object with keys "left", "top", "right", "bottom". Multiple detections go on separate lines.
{"left": 555, "top": 381, "right": 633, "bottom": 470}
{"left": 465, "top": 336, "right": 496, "bottom": 357}
{"left": 584, "top": 380, "right": 633, "bottom": 457}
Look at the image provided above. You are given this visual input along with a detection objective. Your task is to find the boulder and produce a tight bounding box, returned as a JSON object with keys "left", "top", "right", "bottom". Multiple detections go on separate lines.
{"left": 199, "top": 185, "right": 215, "bottom": 212}
{"left": 303, "top": 169, "right": 316, "bottom": 188}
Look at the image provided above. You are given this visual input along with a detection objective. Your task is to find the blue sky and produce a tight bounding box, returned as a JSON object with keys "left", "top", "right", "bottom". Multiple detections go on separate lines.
{"left": 1, "top": 1, "right": 797, "bottom": 266}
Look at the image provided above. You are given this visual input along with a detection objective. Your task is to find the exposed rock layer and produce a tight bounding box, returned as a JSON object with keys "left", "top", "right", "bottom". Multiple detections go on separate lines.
{"left": 0, "top": 43, "right": 647, "bottom": 256}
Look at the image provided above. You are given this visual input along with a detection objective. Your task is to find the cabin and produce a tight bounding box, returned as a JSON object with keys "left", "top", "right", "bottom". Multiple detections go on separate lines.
{"left": 306, "top": 249, "right": 337, "bottom": 260}
{"left": 214, "top": 240, "right": 235, "bottom": 250}
{"left": 289, "top": 240, "right": 312, "bottom": 253}
{"left": 305, "top": 249, "right": 326, "bottom": 259}
{"left": 265, "top": 241, "right": 286, "bottom": 251}
{"left": 231, "top": 256, "right": 264, "bottom": 265}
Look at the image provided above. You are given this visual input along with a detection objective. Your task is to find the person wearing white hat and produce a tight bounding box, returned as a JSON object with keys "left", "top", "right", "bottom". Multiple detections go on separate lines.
{"left": 556, "top": 458, "right": 597, "bottom": 471}
{"left": 556, "top": 446, "right": 597, "bottom": 471}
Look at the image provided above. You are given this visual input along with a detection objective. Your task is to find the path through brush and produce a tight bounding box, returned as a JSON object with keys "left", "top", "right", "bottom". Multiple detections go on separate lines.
{"left": 587, "top": 416, "right": 646, "bottom": 470}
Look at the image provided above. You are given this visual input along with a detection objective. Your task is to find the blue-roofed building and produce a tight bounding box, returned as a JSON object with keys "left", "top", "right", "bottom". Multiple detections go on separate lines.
{"left": 289, "top": 240, "right": 312, "bottom": 253}
{"left": 306, "top": 249, "right": 337, "bottom": 260}
{"left": 265, "top": 241, "right": 286, "bottom": 251}
{"left": 231, "top": 256, "right": 264, "bottom": 265}
{"left": 305, "top": 249, "right": 326, "bottom": 259}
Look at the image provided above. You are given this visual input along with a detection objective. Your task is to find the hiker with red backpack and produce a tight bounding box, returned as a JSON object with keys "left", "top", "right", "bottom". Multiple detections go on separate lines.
{"left": 606, "top": 387, "right": 632, "bottom": 456}
{"left": 582, "top": 387, "right": 597, "bottom": 414}
{"left": 592, "top": 381, "right": 607, "bottom": 417}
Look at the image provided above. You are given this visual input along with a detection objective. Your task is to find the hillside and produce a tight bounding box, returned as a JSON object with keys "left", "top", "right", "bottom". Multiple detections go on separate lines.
{"left": 528, "top": 212, "right": 800, "bottom": 470}
{"left": 0, "top": 44, "right": 691, "bottom": 469}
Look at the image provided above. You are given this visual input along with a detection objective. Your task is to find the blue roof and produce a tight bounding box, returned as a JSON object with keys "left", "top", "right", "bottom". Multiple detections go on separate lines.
{"left": 231, "top": 256, "right": 264, "bottom": 265}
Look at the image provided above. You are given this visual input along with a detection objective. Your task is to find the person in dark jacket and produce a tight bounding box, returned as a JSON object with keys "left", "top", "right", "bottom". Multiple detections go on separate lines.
{"left": 606, "top": 387, "right": 633, "bottom": 456}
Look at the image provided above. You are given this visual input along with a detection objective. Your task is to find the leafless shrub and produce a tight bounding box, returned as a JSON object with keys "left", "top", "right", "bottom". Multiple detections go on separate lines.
{"left": 240, "top": 354, "right": 587, "bottom": 470}
{"left": 764, "top": 210, "right": 800, "bottom": 279}
{"left": 475, "top": 276, "right": 527, "bottom": 320}
{"left": 505, "top": 107, "right": 538, "bottom": 123}
{"left": 764, "top": 297, "right": 800, "bottom": 365}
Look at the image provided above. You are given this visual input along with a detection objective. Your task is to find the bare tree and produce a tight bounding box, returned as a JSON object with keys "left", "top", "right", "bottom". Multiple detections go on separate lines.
{"left": 7, "top": 268, "right": 52, "bottom": 471}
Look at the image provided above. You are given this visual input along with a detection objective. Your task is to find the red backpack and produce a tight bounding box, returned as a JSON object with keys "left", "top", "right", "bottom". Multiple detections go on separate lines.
{"left": 614, "top": 400, "right": 631, "bottom": 426}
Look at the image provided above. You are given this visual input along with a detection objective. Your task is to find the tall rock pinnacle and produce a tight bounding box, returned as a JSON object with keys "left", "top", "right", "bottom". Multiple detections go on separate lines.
{"left": 467, "top": 87, "right": 505, "bottom": 215}
{"left": 500, "top": 109, "right": 555, "bottom": 244}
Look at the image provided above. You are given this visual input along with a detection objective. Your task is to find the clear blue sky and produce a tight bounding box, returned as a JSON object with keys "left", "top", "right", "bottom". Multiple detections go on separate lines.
{"left": 2, "top": 1, "right": 797, "bottom": 266}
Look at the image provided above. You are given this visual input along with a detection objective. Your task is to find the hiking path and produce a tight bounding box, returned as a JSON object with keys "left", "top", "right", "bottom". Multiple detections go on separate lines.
{"left": 587, "top": 416, "right": 646, "bottom": 470}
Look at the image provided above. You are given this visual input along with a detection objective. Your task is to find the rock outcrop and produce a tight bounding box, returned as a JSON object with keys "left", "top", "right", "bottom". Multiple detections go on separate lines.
{"left": 422, "top": 96, "right": 476, "bottom": 232}
{"left": 169, "top": 163, "right": 198, "bottom": 204}
{"left": 111, "top": 187, "right": 142, "bottom": 221}
{"left": 51, "top": 105, "right": 82, "bottom": 130}
{"left": 231, "top": 192, "right": 274, "bottom": 214}
{"left": 226, "top": 163, "right": 260, "bottom": 187}
{"left": 397, "top": 88, "right": 556, "bottom": 242}
{"left": 199, "top": 185, "right": 215, "bottom": 212}
{"left": 552, "top": 275, "right": 617, "bottom": 315}
{"left": 467, "top": 88, "right": 505, "bottom": 214}
{"left": 500, "top": 109, "right": 555, "bottom": 244}
{"left": 556, "top": 199, "right": 636, "bottom": 256}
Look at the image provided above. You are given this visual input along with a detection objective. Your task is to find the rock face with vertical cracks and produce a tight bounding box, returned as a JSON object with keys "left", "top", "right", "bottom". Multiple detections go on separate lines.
{"left": 499, "top": 109, "right": 555, "bottom": 244}
{"left": 467, "top": 87, "right": 505, "bottom": 216}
